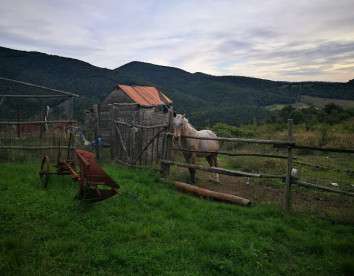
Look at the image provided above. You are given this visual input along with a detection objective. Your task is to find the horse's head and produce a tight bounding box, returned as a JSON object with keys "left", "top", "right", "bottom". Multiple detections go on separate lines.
{"left": 173, "top": 114, "right": 185, "bottom": 141}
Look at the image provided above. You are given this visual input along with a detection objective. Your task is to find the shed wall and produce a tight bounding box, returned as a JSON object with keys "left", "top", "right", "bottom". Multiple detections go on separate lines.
{"left": 101, "top": 88, "right": 135, "bottom": 105}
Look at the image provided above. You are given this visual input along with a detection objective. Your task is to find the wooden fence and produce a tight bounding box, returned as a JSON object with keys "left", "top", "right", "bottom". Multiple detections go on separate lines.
{"left": 161, "top": 119, "right": 354, "bottom": 212}
{"left": 0, "top": 77, "right": 79, "bottom": 156}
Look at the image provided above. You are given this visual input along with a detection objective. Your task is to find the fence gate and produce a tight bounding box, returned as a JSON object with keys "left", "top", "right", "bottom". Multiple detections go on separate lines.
{"left": 111, "top": 103, "right": 172, "bottom": 168}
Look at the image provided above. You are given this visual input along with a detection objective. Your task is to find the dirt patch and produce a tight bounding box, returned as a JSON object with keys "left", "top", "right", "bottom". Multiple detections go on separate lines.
{"left": 174, "top": 168, "right": 354, "bottom": 223}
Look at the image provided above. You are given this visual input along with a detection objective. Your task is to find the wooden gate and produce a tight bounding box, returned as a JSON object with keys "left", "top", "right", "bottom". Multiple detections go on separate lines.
{"left": 111, "top": 103, "right": 173, "bottom": 168}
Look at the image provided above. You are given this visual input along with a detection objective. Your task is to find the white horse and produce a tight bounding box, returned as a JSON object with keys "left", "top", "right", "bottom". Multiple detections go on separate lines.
{"left": 173, "top": 114, "right": 219, "bottom": 183}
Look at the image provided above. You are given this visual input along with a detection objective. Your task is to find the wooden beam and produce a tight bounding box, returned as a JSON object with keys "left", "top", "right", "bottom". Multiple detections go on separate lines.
{"left": 292, "top": 180, "right": 354, "bottom": 197}
{"left": 0, "top": 146, "right": 74, "bottom": 150}
{"left": 0, "top": 77, "right": 79, "bottom": 97}
{"left": 160, "top": 160, "right": 285, "bottom": 179}
{"left": 114, "top": 123, "right": 131, "bottom": 164}
{"left": 294, "top": 145, "right": 354, "bottom": 153}
{"left": 167, "top": 133, "right": 295, "bottom": 146}
{"left": 172, "top": 148, "right": 292, "bottom": 159}
{"left": 0, "top": 94, "right": 70, "bottom": 98}
{"left": 161, "top": 109, "right": 174, "bottom": 178}
{"left": 0, "top": 120, "right": 76, "bottom": 125}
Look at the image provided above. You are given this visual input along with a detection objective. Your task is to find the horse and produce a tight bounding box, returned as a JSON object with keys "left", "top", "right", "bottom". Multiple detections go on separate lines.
{"left": 173, "top": 114, "right": 219, "bottom": 183}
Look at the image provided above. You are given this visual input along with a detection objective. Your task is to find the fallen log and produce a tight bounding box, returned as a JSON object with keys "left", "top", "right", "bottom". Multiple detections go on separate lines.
{"left": 174, "top": 181, "right": 251, "bottom": 207}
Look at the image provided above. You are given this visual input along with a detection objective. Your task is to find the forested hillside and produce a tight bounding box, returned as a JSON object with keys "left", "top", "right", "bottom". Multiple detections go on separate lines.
{"left": 0, "top": 46, "right": 353, "bottom": 126}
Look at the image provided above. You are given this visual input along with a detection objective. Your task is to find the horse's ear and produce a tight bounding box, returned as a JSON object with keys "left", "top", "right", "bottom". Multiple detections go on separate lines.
{"left": 182, "top": 114, "right": 185, "bottom": 119}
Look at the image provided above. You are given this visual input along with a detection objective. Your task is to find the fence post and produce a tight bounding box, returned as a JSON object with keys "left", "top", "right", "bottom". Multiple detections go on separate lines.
{"left": 16, "top": 105, "right": 20, "bottom": 138}
{"left": 283, "top": 119, "right": 294, "bottom": 213}
{"left": 161, "top": 109, "right": 173, "bottom": 178}
{"left": 110, "top": 105, "right": 117, "bottom": 160}
{"left": 93, "top": 104, "right": 100, "bottom": 161}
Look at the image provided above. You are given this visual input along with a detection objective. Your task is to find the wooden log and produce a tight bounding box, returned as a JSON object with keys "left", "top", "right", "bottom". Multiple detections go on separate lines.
{"left": 174, "top": 181, "right": 251, "bottom": 207}
{"left": 292, "top": 180, "right": 354, "bottom": 197}
{"left": 160, "top": 160, "right": 286, "bottom": 179}
{"left": 167, "top": 133, "right": 295, "bottom": 146}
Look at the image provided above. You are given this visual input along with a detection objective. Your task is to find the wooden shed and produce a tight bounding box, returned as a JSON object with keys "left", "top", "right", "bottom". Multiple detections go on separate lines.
{"left": 87, "top": 84, "right": 173, "bottom": 167}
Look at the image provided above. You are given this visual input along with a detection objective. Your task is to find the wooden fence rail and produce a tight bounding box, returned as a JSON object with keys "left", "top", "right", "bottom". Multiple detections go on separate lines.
{"left": 0, "top": 146, "right": 74, "bottom": 150}
{"left": 0, "top": 120, "right": 77, "bottom": 125}
{"left": 168, "top": 133, "right": 295, "bottom": 146}
{"left": 161, "top": 160, "right": 286, "bottom": 179}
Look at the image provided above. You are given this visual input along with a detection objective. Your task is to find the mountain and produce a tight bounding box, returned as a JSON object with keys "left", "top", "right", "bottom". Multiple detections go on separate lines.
{"left": 117, "top": 61, "right": 354, "bottom": 126}
{"left": 0, "top": 46, "right": 353, "bottom": 127}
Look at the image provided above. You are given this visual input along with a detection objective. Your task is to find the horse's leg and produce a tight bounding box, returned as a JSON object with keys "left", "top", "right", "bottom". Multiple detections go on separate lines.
{"left": 189, "top": 153, "right": 197, "bottom": 183}
{"left": 183, "top": 152, "right": 196, "bottom": 184}
{"left": 206, "top": 155, "right": 219, "bottom": 183}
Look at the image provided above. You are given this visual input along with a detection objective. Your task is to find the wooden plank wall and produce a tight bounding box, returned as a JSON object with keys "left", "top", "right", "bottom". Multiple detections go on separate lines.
{"left": 109, "top": 103, "right": 170, "bottom": 167}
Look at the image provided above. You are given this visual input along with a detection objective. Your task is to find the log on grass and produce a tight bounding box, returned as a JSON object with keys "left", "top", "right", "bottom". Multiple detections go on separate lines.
{"left": 175, "top": 181, "right": 251, "bottom": 207}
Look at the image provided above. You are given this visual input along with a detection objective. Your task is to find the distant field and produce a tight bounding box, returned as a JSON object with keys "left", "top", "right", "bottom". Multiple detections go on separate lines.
{"left": 266, "top": 96, "right": 354, "bottom": 111}
{"left": 300, "top": 96, "right": 354, "bottom": 108}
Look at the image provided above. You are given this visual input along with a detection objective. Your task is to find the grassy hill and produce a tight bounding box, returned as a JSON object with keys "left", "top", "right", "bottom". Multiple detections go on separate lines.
{"left": 0, "top": 46, "right": 353, "bottom": 126}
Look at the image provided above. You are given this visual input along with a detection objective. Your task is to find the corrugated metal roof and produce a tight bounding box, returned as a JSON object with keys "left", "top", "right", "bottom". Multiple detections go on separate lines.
{"left": 118, "top": 85, "right": 172, "bottom": 106}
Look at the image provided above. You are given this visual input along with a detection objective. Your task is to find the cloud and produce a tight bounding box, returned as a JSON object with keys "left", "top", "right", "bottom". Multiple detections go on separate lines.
{"left": 0, "top": 0, "right": 353, "bottom": 81}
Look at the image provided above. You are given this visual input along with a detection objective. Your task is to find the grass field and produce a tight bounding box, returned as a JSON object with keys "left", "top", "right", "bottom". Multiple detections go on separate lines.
{"left": 1, "top": 161, "right": 353, "bottom": 275}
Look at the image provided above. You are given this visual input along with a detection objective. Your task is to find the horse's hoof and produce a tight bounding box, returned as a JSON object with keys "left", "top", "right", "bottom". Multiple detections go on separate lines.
{"left": 209, "top": 176, "right": 219, "bottom": 184}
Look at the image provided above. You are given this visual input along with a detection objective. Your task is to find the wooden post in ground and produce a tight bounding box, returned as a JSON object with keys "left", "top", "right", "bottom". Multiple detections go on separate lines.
{"left": 161, "top": 109, "right": 174, "bottom": 178}
{"left": 16, "top": 105, "right": 20, "bottom": 138}
{"left": 93, "top": 104, "right": 100, "bottom": 161}
{"left": 110, "top": 105, "right": 116, "bottom": 160}
{"left": 68, "top": 97, "right": 75, "bottom": 161}
{"left": 283, "top": 119, "right": 294, "bottom": 213}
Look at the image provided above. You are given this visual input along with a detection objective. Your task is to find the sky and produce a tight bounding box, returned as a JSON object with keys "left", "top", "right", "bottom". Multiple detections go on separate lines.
{"left": 1, "top": 0, "right": 354, "bottom": 82}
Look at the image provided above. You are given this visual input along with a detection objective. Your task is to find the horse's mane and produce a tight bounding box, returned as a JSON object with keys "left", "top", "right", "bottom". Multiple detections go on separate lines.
{"left": 183, "top": 118, "right": 196, "bottom": 132}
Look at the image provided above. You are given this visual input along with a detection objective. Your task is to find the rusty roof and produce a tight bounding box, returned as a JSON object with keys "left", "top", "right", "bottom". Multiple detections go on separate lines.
{"left": 118, "top": 85, "right": 172, "bottom": 106}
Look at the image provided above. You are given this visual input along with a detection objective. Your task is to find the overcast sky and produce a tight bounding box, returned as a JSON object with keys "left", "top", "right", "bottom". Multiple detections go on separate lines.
{"left": 1, "top": 0, "right": 354, "bottom": 82}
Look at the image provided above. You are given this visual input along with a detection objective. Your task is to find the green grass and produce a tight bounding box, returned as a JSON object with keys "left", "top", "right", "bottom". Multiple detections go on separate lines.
{"left": 1, "top": 161, "right": 354, "bottom": 275}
